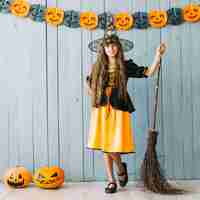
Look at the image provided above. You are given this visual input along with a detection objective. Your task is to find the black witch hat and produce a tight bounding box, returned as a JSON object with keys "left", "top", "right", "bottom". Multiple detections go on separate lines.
{"left": 88, "top": 23, "right": 134, "bottom": 53}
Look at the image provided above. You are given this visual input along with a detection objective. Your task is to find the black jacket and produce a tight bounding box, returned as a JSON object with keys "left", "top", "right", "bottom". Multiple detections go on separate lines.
{"left": 86, "top": 59, "right": 148, "bottom": 113}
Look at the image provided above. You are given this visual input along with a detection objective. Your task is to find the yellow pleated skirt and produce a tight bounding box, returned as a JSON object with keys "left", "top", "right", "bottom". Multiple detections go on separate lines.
{"left": 87, "top": 103, "right": 135, "bottom": 154}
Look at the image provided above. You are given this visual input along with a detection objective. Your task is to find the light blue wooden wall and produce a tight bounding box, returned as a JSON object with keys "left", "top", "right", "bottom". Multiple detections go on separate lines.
{"left": 0, "top": 0, "right": 200, "bottom": 181}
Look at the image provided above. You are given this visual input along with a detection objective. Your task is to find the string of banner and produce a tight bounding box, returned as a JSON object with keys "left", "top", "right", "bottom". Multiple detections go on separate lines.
{"left": 0, "top": 0, "right": 200, "bottom": 30}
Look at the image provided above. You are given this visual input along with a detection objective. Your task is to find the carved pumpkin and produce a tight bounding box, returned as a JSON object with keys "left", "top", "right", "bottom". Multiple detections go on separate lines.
{"left": 0, "top": 0, "right": 12, "bottom": 13}
{"left": 98, "top": 12, "right": 113, "bottom": 30}
{"left": 4, "top": 166, "right": 32, "bottom": 188}
{"left": 114, "top": 12, "right": 133, "bottom": 30}
{"left": 29, "top": 4, "right": 45, "bottom": 22}
{"left": 45, "top": 7, "right": 64, "bottom": 26}
{"left": 80, "top": 12, "right": 98, "bottom": 29}
{"left": 148, "top": 10, "right": 168, "bottom": 28}
{"left": 33, "top": 166, "right": 64, "bottom": 189}
{"left": 64, "top": 10, "right": 80, "bottom": 28}
{"left": 10, "top": 0, "right": 30, "bottom": 17}
{"left": 133, "top": 12, "right": 149, "bottom": 29}
{"left": 167, "top": 8, "right": 183, "bottom": 25}
{"left": 183, "top": 4, "right": 200, "bottom": 22}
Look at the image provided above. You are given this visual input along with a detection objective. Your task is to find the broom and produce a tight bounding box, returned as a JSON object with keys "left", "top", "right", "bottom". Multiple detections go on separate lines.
{"left": 140, "top": 53, "right": 184, "bottom": 194}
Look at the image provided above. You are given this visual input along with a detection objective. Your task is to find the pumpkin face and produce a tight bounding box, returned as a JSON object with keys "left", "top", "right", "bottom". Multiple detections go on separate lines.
{"left": 98, "top": 12, "right": 113, "bottom": 30}
{"left": 148, "top": 10, "right": 168, "bottom": 28}
{"left": 45, "top": 8, "right": 64, "bottom": 26}
{"left": 183, "top": 4, "right": 200, "bottom": 22}
{"left": 133, "top": 12, "right": 149, "bottom": 29}
{"left": 167, "top": 8, "right": 183, "bottom": 25}
{"left": 10, "top": 0, "right": 30, "bottom": 17}
{"left": 33, "top": 166, "right": 64, "bottom": 189}
{"left": 0, "top": 0, "right": 12, "bottom": 13}
{"left": 4, "top": 166, "right": 32, "bottom": 188}
{"left": 80, "top": 12, "right": 98, "bottom": 29}
{"left": 114, "top": 12, "right": 133, "bottom": 30}
{"left": 29, "top": 4, "right": 45, "bottom": 22}
{"left": 64, "top": 10, "right": 80, "bottom": 28}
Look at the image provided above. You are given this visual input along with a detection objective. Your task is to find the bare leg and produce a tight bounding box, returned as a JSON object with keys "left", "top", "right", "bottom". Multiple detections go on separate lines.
{"left": 109, "top": 153, "right": 127, "bottom": 183}
{"left": 109, "top": 153, "right": 124, "bottom": 174}
{"left": 103, "top": 153, "right": 116, "bottom": 188}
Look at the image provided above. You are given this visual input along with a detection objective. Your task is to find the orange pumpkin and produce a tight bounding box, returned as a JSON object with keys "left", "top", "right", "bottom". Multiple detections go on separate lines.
{"left": 33, "top": 166, "right": 64, "bottom": 189}
{"left": 4, "top": 166, "right": 32, "bottom": 188}
{"left": 183, "top": 4, "right": 200, "bottom": 22}
{"left": 10, "top": 0, "right": 30, "bottom": 17}
{"left": 45, "top": 8, "right": 64, "bottom": 26}
{"left": 114, "top": 12, "right": 134, "bottom": 30}
{"left": 148, "top": 10, "right": 168, "bottom": 28}
{"left": 80, "top": 12, "right": 98, "bottom": 29}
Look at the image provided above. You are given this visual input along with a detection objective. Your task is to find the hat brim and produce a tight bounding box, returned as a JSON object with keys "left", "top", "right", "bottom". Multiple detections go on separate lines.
{"left": 88, "top": 38, "right": 134, "bottom": 53}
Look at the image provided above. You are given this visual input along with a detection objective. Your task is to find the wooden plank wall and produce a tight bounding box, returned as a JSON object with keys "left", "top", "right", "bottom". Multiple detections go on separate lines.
{"left": 0, "top": 0, "right": 200, "bottom": 181}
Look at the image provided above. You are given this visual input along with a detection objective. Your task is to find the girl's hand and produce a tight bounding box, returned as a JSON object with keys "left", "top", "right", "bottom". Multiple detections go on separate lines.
{"left": 156, "top": 43, "right": 166, "bottom": 57}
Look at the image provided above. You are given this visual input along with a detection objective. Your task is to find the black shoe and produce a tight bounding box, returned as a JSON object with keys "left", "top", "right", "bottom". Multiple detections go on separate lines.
{"left": 117, "top": 162, "right": 128, "bottom": 187}
{"left": 105, "top": 182, "right": 117, "bottom": 194}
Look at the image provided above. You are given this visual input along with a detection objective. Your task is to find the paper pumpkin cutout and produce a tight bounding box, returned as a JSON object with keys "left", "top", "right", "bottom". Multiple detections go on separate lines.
{"left": 10, "top": 0, "right": 30, "bottom": 17}
{"left": 80, "top": 11, "right": 98, "bottom": 29}
{"left": 167, "top": 8, "right": 183, "bottom": 25}
{"left": 183, "top": 4, "right": 200, "bottom": 22}
{"left": 63, "top": 10, "right": 80, "bottom": 28}
{"left": 33, "top": 166, "right": 64, "bottom": 189}
{"left": 148, "top": 10, "right": 168, "bottom": 28}
{"left": 29, "top": 4, "right": 45, "bottom": 22}
{"left": 114, "top": 12, "right": 134, "bottom": 30}
{"left": 45, "top": 7, "right": 64, "bottom": 26}
{"left": 133, "top": 12, "right": 149, "bottom": 29}
{"left": 98, "top": 12, "right": 113, "bottom": 30}
{"left": 0, "top": 0, "right": 12, "bottom": 13}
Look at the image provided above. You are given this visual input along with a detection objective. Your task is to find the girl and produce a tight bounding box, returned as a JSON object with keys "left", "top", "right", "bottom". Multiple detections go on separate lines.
{"left": 86, "top": 32, "right": 166, "bottom": 193}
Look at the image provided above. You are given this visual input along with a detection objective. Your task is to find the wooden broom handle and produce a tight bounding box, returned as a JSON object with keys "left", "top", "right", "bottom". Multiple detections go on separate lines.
{"left": 153, "top": 62, "right": 161, "bottom": 130}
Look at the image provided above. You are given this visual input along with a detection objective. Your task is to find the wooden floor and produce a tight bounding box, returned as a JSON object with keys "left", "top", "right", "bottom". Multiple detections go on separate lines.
{"left": 0, "top": 181, "right": 200, "bottom": 200}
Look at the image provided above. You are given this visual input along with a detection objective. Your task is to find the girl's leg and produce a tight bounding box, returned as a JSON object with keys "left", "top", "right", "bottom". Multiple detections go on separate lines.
{"left": 109, "top": 153, "right": 128, "bottom": 185}
{"left": 104, "top": 153, "right": 115, "bottom": 182}
{"left": 109, "top": 153, "right": 124, "bottom": 174}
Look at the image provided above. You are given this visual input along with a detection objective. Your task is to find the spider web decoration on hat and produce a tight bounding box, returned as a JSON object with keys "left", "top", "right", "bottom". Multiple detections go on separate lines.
{"left": 88, "top": 23, "right": 134, "bottom": 53}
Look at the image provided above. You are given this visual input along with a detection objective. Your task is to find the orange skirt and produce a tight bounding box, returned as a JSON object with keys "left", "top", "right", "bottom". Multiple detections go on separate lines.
{"left": 87, "top": 104, "right": 135, "bottom": 154}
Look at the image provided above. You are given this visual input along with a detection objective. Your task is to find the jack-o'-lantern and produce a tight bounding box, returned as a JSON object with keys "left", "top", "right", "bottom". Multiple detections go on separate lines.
{"left": 10, "top": 0, "right": 30, "bottom": 17}
{"left": 33, "top": 166, "right": 64, "bottom": 189}
{"left": 133, "top": 12, "right": 149, "bottom": 29}
{"left": 80, "top": 12, "right": 98, "bottom": 29}
{"left": 0, "top": 0, "right": 12, "bottom": 13}
{"left": 148, "top": 10, "right": 168, "bottom": 28}
{"left": 45, "top": 7, "right": 64, "bottom": 26}
{"left": 4, "top": 166, "right": 32, "bottom": 188}
{"left": 183, "top": 4, "right": 200, "bottom": 22}
{"left": 114, "top": 12, "right": 133, "bottom": 30}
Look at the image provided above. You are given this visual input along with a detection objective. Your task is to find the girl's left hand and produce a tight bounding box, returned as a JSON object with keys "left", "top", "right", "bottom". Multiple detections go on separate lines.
{"left": 156, "top": 43, "right": 166, "bottom": 57}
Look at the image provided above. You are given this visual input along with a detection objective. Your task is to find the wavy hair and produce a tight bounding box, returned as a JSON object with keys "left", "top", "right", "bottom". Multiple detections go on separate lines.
{"left": 90, "top": 34, "right": 128, "bottom": 107}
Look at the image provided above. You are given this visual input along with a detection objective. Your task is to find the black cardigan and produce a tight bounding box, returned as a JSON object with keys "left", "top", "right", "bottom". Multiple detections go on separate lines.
{"left": 86, "top": 59, "right": 148, "bottom": 113}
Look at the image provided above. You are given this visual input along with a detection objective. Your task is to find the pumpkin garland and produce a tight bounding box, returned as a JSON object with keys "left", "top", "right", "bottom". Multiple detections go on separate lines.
{"left": 45, "top": 7, "right": 64, "bottom": 26}
{"left": 10, "top": 0, "right": 30, "bottom": 17}
{"left": 114, "top": 12, "right": 134, "bottom": 30}
{"left": 0, "top": 1, "right": 200, "bottom": 30}
{"left": 183, "top": 4, "right": 200, "bottom": 22}
{"left": 148, "top": 10, "right": 168, "bottom": 28}
{"left": 80, "top": 11, "right": 98, "bottom": 29}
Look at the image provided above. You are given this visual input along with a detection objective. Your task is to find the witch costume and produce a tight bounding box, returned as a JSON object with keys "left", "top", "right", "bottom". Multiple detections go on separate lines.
{"left": 86, "top": 25, "right": 149, "bottom": 154}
